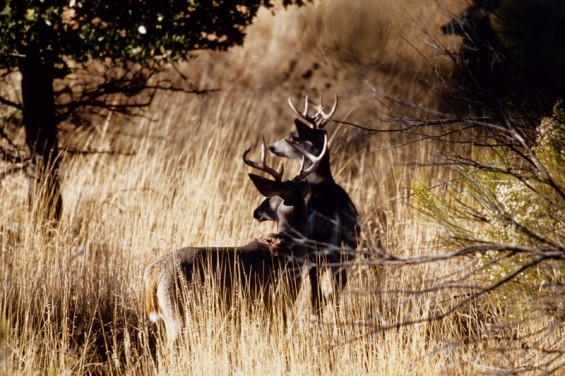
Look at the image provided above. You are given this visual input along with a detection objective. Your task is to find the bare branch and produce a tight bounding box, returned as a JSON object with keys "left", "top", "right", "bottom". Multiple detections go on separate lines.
{"left": 341, "top": 255, "right": 546, "bottom": 343}
{"left": 0, "top": 93, "right": 22, "bottom": 110}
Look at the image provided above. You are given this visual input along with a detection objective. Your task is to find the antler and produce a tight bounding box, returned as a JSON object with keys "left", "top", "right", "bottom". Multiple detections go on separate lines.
{"left": 288, "top": 95, "right": 338, "bottom": 128}
{"left": 243, "top": 136, "right": 284, "bottom": 181}
{"left": 289, "top": 134, "right": 328, "bottom": 182}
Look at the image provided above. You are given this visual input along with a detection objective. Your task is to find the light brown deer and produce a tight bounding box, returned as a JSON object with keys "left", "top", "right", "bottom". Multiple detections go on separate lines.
{"left": 143, "top": 136, "right": 327, "bottom": 345}
{"left": 269, "top": 96, "right": 361, "bottom": 315}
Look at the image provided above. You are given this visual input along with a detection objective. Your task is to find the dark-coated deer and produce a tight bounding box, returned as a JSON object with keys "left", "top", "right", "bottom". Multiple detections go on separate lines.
{"left": 268, "top": 95, "right": 360, "bottom": 315}
{"left": 144, "top": 136, "right": 327, "bottom": 345}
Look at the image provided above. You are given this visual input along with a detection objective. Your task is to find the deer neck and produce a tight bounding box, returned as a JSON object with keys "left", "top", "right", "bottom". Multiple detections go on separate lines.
{"left": 277, "top": 206, "right": 308, "bottom": 258}
{"left": 305, "top": 152, "right": 333, "bottom": 186}
{"left": 276, "top": 202, "right": 308, "bottom": 240}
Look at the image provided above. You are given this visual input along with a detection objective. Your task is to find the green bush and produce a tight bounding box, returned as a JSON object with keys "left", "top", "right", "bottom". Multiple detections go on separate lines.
{"left": 414, "top": 99, "right": 565, "bottom": 288}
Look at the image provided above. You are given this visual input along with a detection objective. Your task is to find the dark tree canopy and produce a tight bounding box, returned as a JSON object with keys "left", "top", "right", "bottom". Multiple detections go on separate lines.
{"left": 0, "top": 0, "right": 306, "bottom": 68}
{"left": 0, "top": 0, "right": 308, "bottom": 223}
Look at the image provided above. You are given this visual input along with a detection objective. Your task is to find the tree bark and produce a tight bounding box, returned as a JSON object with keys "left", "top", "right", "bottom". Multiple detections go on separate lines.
{"left": 21, "top": 54, "right": 63, "bottom": 223}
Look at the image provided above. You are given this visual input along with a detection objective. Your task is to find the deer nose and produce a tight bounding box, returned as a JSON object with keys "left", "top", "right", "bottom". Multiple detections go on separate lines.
{"left": 269, "top": 145, "right": 285, "bottom": 157}
{"left": 253, "top": 209, "right": 266, "bottom": 222}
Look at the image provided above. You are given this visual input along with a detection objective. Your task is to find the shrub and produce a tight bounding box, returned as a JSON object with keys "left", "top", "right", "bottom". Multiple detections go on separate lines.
{"left": 414, "top": 98, "right": 564, "bottom": 294}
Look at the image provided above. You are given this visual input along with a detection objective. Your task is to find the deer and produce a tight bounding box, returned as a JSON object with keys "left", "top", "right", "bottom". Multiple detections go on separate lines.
{"left": 143, "top": 135, "right": 327, "bottom": 345}
{"left": 441, "top": 0, "right": 508, "bottom": 103}
{"left": 268, "top": 95, "right": 361, "bottom": 316}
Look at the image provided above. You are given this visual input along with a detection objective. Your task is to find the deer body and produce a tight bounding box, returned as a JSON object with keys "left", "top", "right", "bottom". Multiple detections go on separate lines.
{"left": 269, "top": 97, "right": 360, "bottom": 315}
{"left": 144, "top": 233, "right": 305, "bottom": 344}
{"left": 144, "top": 137, "right": 325, "bottom": 345}
{"left": 307, "top": 180, "right": 360, "bottom": 251}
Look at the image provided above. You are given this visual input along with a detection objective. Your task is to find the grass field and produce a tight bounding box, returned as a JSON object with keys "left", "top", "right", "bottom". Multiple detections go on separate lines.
{"left": 1, "top": 1, "right": 563, "bottom": 374}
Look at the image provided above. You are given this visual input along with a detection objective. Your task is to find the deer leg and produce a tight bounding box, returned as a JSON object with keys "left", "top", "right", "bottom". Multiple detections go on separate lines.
{"left": 334, "top": 250, "right": 349, "bottom": 290}
{"left": 156, "top": 283, "right": 182, "bottom": 347}
{"left": 326, "top": 250, "right": 348, "bottom": 312}
{"left": 309, "top": 264, "right": 325, "bottom": 315}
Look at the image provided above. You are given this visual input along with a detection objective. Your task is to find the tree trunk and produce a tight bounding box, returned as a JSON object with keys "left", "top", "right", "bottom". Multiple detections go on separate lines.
{"left": 21, "top": 54, "right": 63, "bottom": 223}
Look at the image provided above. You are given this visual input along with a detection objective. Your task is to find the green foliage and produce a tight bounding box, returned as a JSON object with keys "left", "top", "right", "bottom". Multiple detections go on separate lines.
{"left": 536, "top": 98, "right": 565, "bottom": 188}
{"left": 414, "top": 99, "right": 565, "bottom": 284}
{"left": 0, "top": 0, "right": 307, "bottom": 69}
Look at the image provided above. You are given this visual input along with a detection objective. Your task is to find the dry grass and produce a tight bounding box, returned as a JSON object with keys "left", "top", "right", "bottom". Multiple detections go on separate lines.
{"left": 1, "top": 1, "right": 563, "bottom": 375}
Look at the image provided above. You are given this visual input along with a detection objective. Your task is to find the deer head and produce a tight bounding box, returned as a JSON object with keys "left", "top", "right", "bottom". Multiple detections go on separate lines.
{"left": 269, "top": 95, "right": 337, "bottom": 164}
{"left": 245, "top": 134, "right": 327, "bottom": 231}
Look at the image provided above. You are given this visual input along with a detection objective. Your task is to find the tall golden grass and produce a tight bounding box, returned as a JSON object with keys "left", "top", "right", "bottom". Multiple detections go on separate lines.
{"left": 1, "top": 0, "right": 562, "bottom": 374}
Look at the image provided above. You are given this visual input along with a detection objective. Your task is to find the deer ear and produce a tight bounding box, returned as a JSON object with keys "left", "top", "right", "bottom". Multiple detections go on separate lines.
{"left": 248, "top": 173, "right": 283, "bottom": 198}
{"left": 294, "top": 119, "right": 317, "bottom": 140}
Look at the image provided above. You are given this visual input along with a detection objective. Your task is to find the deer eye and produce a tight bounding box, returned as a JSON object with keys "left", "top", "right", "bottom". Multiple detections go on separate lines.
{"left": 290, "top": 135, "right": 300, "bottom": 142}
{"left": 286, "top": 132, "right": 299, "bottom": 142}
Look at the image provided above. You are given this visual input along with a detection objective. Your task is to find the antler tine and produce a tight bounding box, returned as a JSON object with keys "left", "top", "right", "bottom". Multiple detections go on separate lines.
{"left": 302, "top": 95, "right": 309, "bottom": 117}
{"left": 289, "top": 134, "right": 328, "bottom": 181}
{"left": 288, "top": 96, "right": 318, "bottom": 127}
{"left": 328, "top": 94, "right": 338, "bottom": 117}
{"left": 289, "top": 95, "right": 338, "bottom": 128}
{"left": 288, "top": 97, "right": 307, "bottom": 118}
{"left": 313, "top": 94, "right": 338, "bottom": 127}
{"left": 243, "top": 136, "right": 284, "bottom": 181}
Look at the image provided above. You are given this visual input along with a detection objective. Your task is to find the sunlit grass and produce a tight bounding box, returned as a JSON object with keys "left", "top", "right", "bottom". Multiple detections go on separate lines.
{"left": 0, "top": 81, "right": 444, "bottom": 374}
{"left": 1, "top": 1, "right": 562, "bottom": 374}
